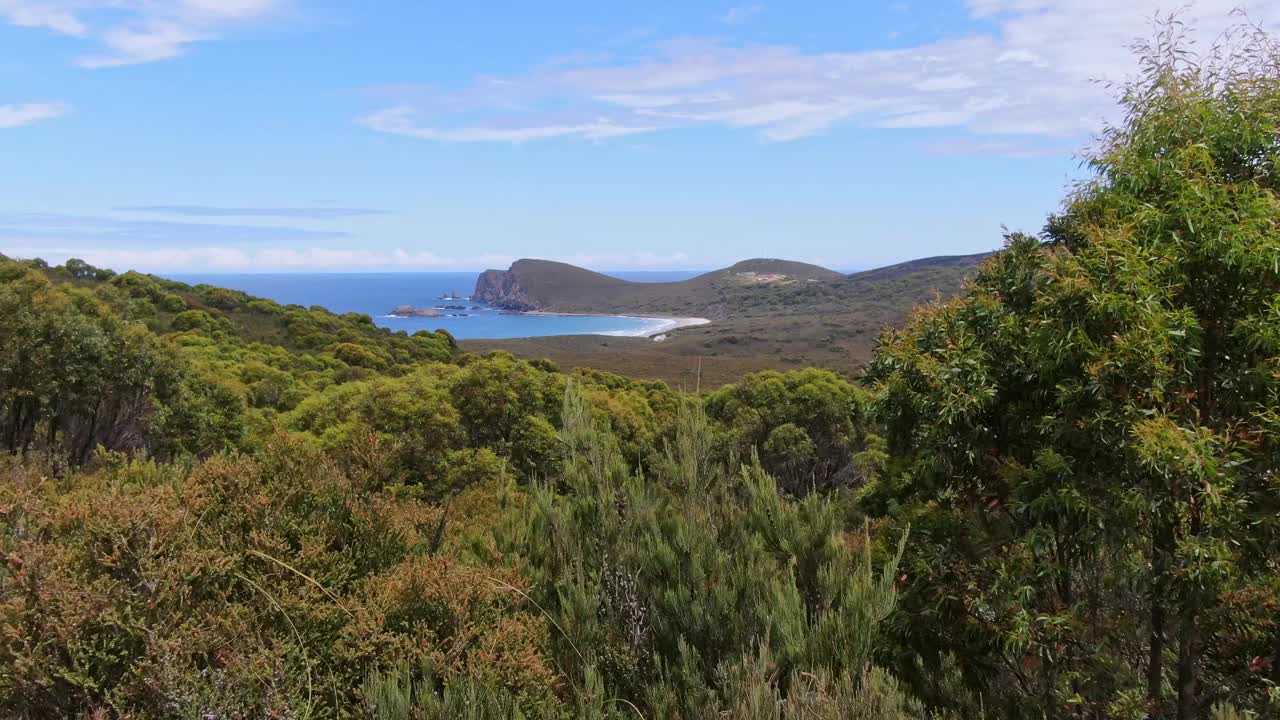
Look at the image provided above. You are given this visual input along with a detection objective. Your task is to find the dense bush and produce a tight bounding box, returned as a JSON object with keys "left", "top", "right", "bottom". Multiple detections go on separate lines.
{"left": 705, "top": 368, "right": 870, "bottom": 492}
{"left": 1, "top": 19, "right": 1278, "bottom": 720}
{"left": 0, "top": 437, "right": 561, "bottom": 718}
{"left": 488, "top": 381, "right": 919, "bottom": 718}
{"left": 865, "top": 22, "right": 1280, "bottom": 718}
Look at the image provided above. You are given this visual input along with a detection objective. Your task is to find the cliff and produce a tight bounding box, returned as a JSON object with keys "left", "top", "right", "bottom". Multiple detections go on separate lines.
{"left": 473, "top": 268, "right": 536, "bottom": 311}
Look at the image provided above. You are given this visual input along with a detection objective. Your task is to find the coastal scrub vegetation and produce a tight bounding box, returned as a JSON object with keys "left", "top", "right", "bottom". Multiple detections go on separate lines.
{"left": 2, "top": 20, "right": 1280, "bottom": 719}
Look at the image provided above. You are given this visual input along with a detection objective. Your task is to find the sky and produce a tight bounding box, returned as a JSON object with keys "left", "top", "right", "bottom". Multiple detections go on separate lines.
{"left": 1, "top": 1, "right": 1275, "bottom": 273}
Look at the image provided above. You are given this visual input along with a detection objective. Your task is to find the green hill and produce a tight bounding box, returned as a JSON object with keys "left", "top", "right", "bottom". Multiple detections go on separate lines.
{"left": 724, "top": 258, "right": 846, "bottom": 280}
{"left": 474, "top": 257, "right": 847, "bottom": 318}
{"left": 464, "top": 251, "right": 993, "bottom": 386}
{"left": 844, "top": 251, "right": 993, "bottom": 283}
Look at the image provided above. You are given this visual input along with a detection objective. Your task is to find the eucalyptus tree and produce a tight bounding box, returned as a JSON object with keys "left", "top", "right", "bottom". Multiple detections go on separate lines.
{"left": 867, "top": 20, "right": 1280, "bottom": 719}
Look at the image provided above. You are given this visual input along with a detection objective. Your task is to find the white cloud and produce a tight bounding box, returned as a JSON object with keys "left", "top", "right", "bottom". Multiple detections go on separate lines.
{"left": 0, "top": 245, "right": 698, "bottom": 273}
{"left": 918, "top": 138, "right": 1075, "bottom": 159}
{"left": 0, "top": 1, "right": 86, "bottom": 35}
{"left": 358, "top": 106, "right": 656, "bottom": 143}
{"left": 0, "top": 244, "right": 498, "bottom": 272}
{"left": 79, "top": 20, "right": 209, "bottom": 68}
{"left": 721, "top": 3, "right": 764, "bottom": 25}
{"left": 182, "top": 0, "right": 277, "bottom": 20}
{"left": 359, "top": 1, "right": 1280, "bottom": 145}
{"left": 0, "top": 0, "right": 280, "bottom": 67}
{"left": 0, "top": 211, "right": 348, "bottom": 244}
{"left": 0, "top": 101, "right": 69, "bottom": 128}
{"left": 913, "top": 73, "right": 979, "bottom": 92}
{"left": 117, "top": 205, "right": 388, "bottom": 219}
{"left": 543, "top": 251, "right": 692, "bottom": 269}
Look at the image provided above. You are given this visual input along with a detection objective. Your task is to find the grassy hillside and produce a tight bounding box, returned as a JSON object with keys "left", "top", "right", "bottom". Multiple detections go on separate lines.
{"left": 464, "top": 252, "right": 991, "bottom": 387}
{"left": 843, "top": 252, "right": 993, "bottom": 283}
{"left": 724, "top": 258, "right": 846, "bottom": 281}
{"left": 475, "top": 257, "right": 847, "bottom": 318}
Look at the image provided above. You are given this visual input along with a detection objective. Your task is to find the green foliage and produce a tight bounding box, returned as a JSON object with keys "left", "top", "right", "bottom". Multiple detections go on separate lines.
{"left": 866, "top": 19, "right": 1280, "bottom": 718}
{"left": 0, "top": 264, "right": 233, "bottom": 467}
{"left": 333, "top": 341, "right": 392, "bottom": 371}
{"left": 172, "top": 308, "right": 219, "bottom": 332}
{"left": 495, "top": 380, "right": 917, "bottom": 717}
{"left": 3, "top": 19, "right": 1280, "bottom": 720}
{"left": 705, "top": 368, "right": 871, "bottom": 491}
{"left": 0, "top": 254, "right": 468, "bottom": 472}
{"left": 0, "top": 437, "right": 562, "bottom": 719}
{"left": 705, "top": 647, "right": 938, "bottom": 720}
{"left": 363, "top": 659, "right": 562, "bottom": 720}
{"left": 451, "top": 351, "right": 566, "bottom": 456}
{"left": 61, "top": 257, "right": 115, "bottom": 281}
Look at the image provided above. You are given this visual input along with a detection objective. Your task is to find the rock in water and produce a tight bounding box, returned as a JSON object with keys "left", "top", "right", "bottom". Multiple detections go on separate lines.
{"left": 388, "top": 305, "right": 441, "bottom": 318}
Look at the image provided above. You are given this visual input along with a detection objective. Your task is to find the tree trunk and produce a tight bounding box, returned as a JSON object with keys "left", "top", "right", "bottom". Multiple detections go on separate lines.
{"left": 6, "top": 400, "right": 24, "bottom": 452}
{"left": 1147, "top": 599, "right": 1167, "bottom": 719}
{"left": 1174, "top": 505, "right": 1204, "bottom": 720}
{"left": 76, "top": 404, "right": 99, "bottom": 468}
{"left": 1175, "top": 596, "right": 1199, "bottom": 720}
{"left": 17, "top": 404, "right": 37, "bottom": 454}
{"left": 1147, "top": 521, "right": 1172, "bottom": 720}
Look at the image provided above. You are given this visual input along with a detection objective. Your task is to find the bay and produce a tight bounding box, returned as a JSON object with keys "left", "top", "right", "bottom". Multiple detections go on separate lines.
{"left": 166, "top": 271, "right": 702, "bottom": 340}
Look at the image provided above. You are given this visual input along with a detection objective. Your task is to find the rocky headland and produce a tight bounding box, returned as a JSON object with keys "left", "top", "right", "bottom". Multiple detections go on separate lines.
{"left": 473, "top": 268, "right": 536, "bottom": 311}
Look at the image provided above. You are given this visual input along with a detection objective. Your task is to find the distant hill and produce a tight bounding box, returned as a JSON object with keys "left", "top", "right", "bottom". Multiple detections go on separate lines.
{"left": 464, "top": 251, "right": 995, "bottom": 387}
{"left": 844, "top": 252, "right": 994, "bottom": 284}
{"left": 475, "top": 257, "right": 853, "bottom": 319}
{"left": 722, "top": 258, "right": 846, "bottom": 282}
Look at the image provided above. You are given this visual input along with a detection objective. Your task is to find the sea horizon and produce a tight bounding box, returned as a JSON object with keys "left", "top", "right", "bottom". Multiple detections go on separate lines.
{"left": 165, "top": 270, "right": 706, "bottom": 340}
{"left": 155, "top": 266, "right": 867, "bottom": 277}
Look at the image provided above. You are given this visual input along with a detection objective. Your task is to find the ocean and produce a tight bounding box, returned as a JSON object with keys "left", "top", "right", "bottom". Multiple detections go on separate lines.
{"left": 166, "top": 271, "right": 702, "bottom": 340}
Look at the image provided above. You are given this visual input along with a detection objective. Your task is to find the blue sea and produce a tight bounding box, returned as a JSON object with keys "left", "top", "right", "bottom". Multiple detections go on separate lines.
{"left": 166, "top": 271, "right": 702, "bottom": 340}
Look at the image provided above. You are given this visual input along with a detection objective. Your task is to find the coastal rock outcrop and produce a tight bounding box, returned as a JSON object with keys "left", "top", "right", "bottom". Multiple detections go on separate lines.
{"left": 473, "top": 268, "right": 536, "bottom": 311}
{"left": 387, "top": 305, "right": 441, "bottom": 318}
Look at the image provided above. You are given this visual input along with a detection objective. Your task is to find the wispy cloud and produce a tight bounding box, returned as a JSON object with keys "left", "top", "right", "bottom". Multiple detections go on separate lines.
{"left": 0, "top": 1, "right": 86, "bottom": 35}
{"left": 0, "top": 0, "right": 281, "bottom": 67}
{"left": 117, "top": 205, "right": 390, "bottom": 219}
{"left": 358, "top": 106, "right": 656, "bottom": 144}
{"left": 536, "top": 251, "right": 692, "bottom": 269}
{"left": 918, "top": 138, "right": 1076, "bottom": 159}
{"left": 0, "top": 245, "right": 699, "bottom": 273}
{"left": 358, "top": 1, "right": 1280, "bottom": 146}
{"left": 28, "top": 247, "right": 513, "bottom": 272}
{"left": 0, "top": 101, "right": 69, "bottom": 128}
{"left": 720, "top": 3, "right": 764, "bottom": 25}
{"left": 0, "top": 212, "right": 348, "bottom": 245}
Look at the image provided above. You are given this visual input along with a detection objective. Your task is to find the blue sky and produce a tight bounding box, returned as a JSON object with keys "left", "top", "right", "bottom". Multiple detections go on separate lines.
{"left": 0, "top": 1, "right": 1270, "bottom": 272}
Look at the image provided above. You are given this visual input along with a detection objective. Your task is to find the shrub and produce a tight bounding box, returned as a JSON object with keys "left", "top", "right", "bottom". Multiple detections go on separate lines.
{"left": 172, "top": 309, "right": 217, "bottom": 332}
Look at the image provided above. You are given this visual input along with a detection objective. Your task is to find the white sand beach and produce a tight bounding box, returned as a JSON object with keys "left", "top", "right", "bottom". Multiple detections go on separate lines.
{"left": 522, "top": 311, "right": 710, "bottom": 337}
